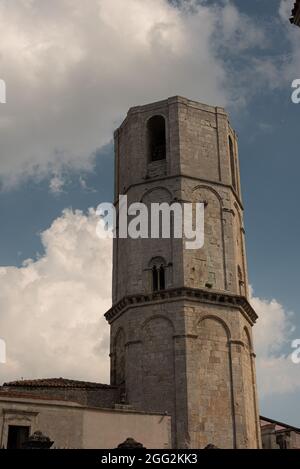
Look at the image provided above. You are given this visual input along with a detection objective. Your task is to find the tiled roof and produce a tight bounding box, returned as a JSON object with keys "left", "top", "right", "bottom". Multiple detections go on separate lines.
{"left": 260, "top": 416, "right": 300, "bottom": 433}
{"left": 3, "top": 378, "right": 115, "bottom": 389}
{"left": 0, "top": 390, "right": 79, "bottom": 402}
{"left": 290, "top": 0, "right": 300, "bottom": 23}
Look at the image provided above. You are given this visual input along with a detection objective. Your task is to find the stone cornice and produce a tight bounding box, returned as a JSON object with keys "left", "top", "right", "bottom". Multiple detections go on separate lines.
{"left": 115, "top": 96, "right": 228, "bottom": 135}
{"left": 114, "top": 174, "right": 244, "bottom": 211}
{"left": 105, "top": 287, "right": 258, "bottom": 325}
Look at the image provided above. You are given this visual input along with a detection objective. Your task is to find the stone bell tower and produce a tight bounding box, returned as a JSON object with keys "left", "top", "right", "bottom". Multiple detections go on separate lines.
{"left": 105, "top": 96, "right": 261, "bottom": 449}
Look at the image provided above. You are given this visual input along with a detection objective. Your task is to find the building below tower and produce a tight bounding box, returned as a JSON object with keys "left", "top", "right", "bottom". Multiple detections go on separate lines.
{"left": 1, "top": 379, "right": 299, "bottom": 449}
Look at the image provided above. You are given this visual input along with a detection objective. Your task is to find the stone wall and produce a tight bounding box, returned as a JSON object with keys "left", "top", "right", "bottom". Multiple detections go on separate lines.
{"left": 1, "top": 385, "right": 120, "bottom": 409}
{"left": 0, "top": 395, "right": 171, "bottom": 449}
{"left": 109, "top": 298, "right": 260, "bottom": 448}
{"left": 108, "top": 96, "right": 261, "bottom": 448}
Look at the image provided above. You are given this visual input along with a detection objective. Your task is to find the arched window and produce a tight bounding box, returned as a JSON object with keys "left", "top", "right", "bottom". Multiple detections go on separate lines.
{"left": 150, "top": 258, "right": 167, "bottom": 292}
{"left": 148, "top": 115, "right": 166, "bottom": 162}
{"left": 229, "top": 136, "right": 237, "bottom": 191}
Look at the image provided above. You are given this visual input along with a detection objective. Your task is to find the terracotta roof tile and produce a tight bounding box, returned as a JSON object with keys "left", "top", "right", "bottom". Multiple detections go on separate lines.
{"left": 260, "top": 415, "right": 300, "bottom": 433}
{"left": 3, "top": 378, "right": 115, "bottom": 389}
{"left": 0, "top": 390, "right": 78, "bottom": 402}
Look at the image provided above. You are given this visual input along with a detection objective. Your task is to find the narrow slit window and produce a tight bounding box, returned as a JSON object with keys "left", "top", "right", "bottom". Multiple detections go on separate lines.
{"left": 159, "top": 265, "right": 165, "bottom": 290}
{"left": 152, "top": 266, "right": 159, "bottom": 291}
{"left": 229, "top": 136, "right": 237, "bottom": 191}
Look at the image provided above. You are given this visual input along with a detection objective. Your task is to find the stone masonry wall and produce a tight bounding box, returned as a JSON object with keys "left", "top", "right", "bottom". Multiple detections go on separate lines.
{"left": 1, "top": 385, "right": 120, "bottom": 409}
{"left": 110, "top": 299, "right": 261, "bottom": 448}
{"left": 109, "top": 96, "right": 261, "bottom": 448}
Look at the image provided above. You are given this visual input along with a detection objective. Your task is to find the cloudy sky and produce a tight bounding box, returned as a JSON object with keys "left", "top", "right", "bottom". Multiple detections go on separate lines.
{"left": 0, "top": 0, "right": 300, "bottom": 426}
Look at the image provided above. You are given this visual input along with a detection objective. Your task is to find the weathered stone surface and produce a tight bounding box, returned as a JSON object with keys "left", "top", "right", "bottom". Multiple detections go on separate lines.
{"left": 2, "top": 378, "right": 120, "bottom": 409}
{"left": 108, "top": 96, "right": 262, "bottom": 449}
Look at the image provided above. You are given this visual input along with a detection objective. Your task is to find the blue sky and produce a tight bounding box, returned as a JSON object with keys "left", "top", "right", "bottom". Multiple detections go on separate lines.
{"left": 0, "top": 0, "right": 299, "bottom": 427}
{"left": 0, "top": 144, "right": 114, "bottom": 266}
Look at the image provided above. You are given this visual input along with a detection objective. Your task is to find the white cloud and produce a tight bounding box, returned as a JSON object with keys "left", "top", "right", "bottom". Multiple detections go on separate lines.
{"left": 251, "top": 287, "right": 300, "bottom": 398}
{"left": 0, "top": 208, "right": 112, "bottom": 384}
{"left": 0, "top": 0, "right": 268, "bottom": 189}
{"left": 79, "top": 176, "right": 96, "bottom": 193}
{"left": 49, "top": 173, "right": 66, "bottom": 194}
{"left": 216, "top": 1, "right": 266, "bottom": 52}
{"left": 279, "top": 0, "right": 295, "bottom": 22}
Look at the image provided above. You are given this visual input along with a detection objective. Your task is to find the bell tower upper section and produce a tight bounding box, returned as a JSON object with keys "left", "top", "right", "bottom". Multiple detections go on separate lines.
{"left": 113, "top": 96, "right": 249, "bottom": 304}
{"left": 114, "top": 96, "right": 242, "bottom": 201}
